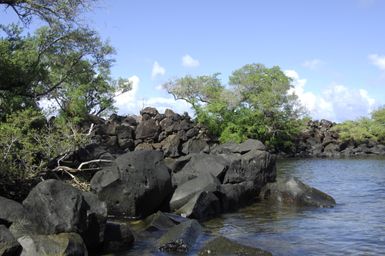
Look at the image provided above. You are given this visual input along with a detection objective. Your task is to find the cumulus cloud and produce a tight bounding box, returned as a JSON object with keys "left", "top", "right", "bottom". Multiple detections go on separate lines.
{"left": 182, "top": 54, "right": 200, "bottom": 68}
{"left": 302, "top": 59, "right": 323, "bottom": 70}
{"left": 369, "top": 54, "right": 385, "bottom": 70}
{"left": 114, "top": 75, "right": 193, "bottom": 116}
{"left": 151, "top": 61, "right": 166, "bottom": 78}
{"left": 285, "top": 70, "right": 376, "bottom": 122}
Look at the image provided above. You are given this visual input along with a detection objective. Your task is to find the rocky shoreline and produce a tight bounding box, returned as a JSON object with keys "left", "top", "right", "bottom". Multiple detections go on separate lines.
{"left": 0, "top": 108, "right": 343, "bottom": 255}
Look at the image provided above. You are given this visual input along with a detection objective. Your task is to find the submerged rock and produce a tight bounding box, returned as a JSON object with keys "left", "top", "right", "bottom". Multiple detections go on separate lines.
{"left": 198, "top": 236, "right": 272, "bottom": 256}
{"left": 259, "top": 176, "right": 336, "bottom": 208}
{"left": 157, "top": 219, "right": 202, "bottom": 253}
{"left": 103, "top": 220, "right": 134, "bottom": 253}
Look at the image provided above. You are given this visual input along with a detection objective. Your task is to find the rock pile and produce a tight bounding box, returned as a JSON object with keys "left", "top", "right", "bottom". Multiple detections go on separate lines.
{"left": 295, "top": 119, "right": 385, "bottom": 157}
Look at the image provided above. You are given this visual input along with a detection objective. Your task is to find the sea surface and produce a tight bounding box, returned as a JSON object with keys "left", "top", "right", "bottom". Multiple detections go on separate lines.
{"left": 123, "top": 158, "right": 385, "bottom": 255}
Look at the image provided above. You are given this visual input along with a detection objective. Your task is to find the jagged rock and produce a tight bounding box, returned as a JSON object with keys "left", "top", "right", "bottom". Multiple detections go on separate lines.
{"left": 135, "top": 118, "right": 160, "bottom": 140}
{"left": 17, "top": 233, "right": 88, "bottom": 256}
{"left": 182, "top": 138, "right": 209, "bottom": 155}
{"left": 170, "top": 173, "right": 220, "bottom": 211}
{"left": 116, "top": 125, "right": 135, "bottom": 150}
{"left": 219, "top": 182, "right": 257, "bottom": 211}
{"left": 223, "top": 149, "right": 276, "bottom": 187}
{"left": 103, "top": 221, "right": 134, "bottom": 253}
{"left": 141, "top": 211, "right": 176, "bottom": 232}
{"left": 18, "top": 180, "right": 107, "bottom": 249}
{"left": 259, "top": 177, "right": 336, "bottom": 208}
{"left": 158, "top": 219, "right": 202, "bottom": 253}
{"left": 135, "top": 142, "right": 154, "bottom": 151}
{"left": 175, "top": 191, "right": 221, "bottom": 220}
{"left": 198, "top": 236, "right": 272, "bottom": 256}
{"left": 0, "top": 197, "right": 28, "bottom": 227}
{"left": 172, "top": 153, "right": 228, "bottom": 186}
{"left": 90, "top": 150, "right": 172, "bottom": 218}
{"left": 0, "top": 225, "right": 21, "bottom": 256}
{"left": 161, "top": 134, "right": 181, "bottom": 157}
{"left": 163, "top": 155, "right": 192, "bottom": 174}
{"left": 211, "top": 139, "right": 266, "bottom": 154}
{"left": 140, "top": 107, "right": 159, "bottom": 117}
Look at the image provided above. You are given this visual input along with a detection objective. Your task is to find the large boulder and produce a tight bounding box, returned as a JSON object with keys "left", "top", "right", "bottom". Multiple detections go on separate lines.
{"left": 0, "top": 225, "right": 21, "bottom": 256}
{"left": 175, "top": 191, "right": 221, "bottom": 220}
{"left": 90, "top": 150, "right": 173, "bottom": 218}
{"left": 135, "top": 118, "right": 160, "bottom": 141}
{"left": 170, "top": 173, "right": 220, "bottom": 211}
{"left": 259, "top": 177, "right": 336, "bottom": 208}
{"left": 223, "top": 149, "right": 276, "bottom": 187}
{"left": 219, "top": 181, "right": 257, "bottom": 211}
{"left": 0, "top": 196, "right": 28, "bottom": 227}
{"left": 17, "top": 233, "right": 88, "bottom": 256}
{"left": 198, "top": 236, "right": 272, "bottom": 256}
{"left": 158, "top": 219, "right": 202, "bottom": 253}
{"left": 172, "top": 153, "right": 228, "bottom": 186}
{"left": 16, "top": 180, "right": 107, "bottom": 250}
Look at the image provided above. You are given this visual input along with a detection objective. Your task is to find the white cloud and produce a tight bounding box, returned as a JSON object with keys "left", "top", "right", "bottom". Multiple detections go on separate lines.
{"left": 302, "top": 59, "right": 323, "bottom": 70}
{"left": 285, "top": 70, "right": 376, "bottom": 122}
{"left": 182, "top": 54, "right": 200, "bottom": 68}
{"left": 369, "top": 54, "right": 385, "bottom": 70}
{"left": 114, "top": 75, "right": 193, "bottom": 116}
{"left": 151, "top": 61, "right": 166, "bottom": 78}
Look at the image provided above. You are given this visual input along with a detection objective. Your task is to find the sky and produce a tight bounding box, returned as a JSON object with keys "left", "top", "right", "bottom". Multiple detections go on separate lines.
{"left": 2, "top": 0, "right": 385, "bottom": 122}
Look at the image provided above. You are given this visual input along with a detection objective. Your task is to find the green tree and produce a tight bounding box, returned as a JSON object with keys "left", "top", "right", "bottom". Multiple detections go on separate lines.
{"left": 164, "top": 64, "right": 305, "bottom": 151}
{"left": 0, "top": 24, "right": 131, "bottom": 121}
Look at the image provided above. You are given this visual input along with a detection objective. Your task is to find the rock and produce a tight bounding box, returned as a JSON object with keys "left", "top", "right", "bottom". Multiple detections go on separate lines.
{"left": 17, "top": 233, "right": 88, "bottom": 256}
{"left": 141, "top": 211, "right": 176, "bottom": 232}
{"left": 0, "top": 225, "right": 21, "bottom": 256}
{"left": 170, "top": 173, "right": 221, "bottom": 211}
{"left": 175, "top": 191, "right": 221, "bottom": 220}
{"left": 223, "top": 149, "right": 276, "bottom": 187}
{"left": 116, "top": 125, "right": 135, "bottom": 150}
{"left": 90, "top": 150, "right": 172, "bottom": 218}
{"left": 19, "top": 180, "right": 107, "bottom": 249}
{"left": 103, "top": 221, "right": 134, "bottom": 253}
{"left": 161, "top": 134, "right": 181, "bottom": 157}
{"left": 134, "top": 142, "right": 154, "bottom": 151}
{"left": 259, "top": 177, "right": 336, "bottom": 208}
{"left": 211, "top": 139, "right": 265, "bottom": 155}
{"left": 219, "top": 182, "right": 257, "bottom": 211}
{"left": 0, "top": 196, "right": 28, "bottom": 227}
{"left": 172, "top": 153, "right": 228, "bottom": 186}
{"left": 135, "top": 118, "right": 160, "bottom": 140}
{"left": 163, "top": 155, "right": 192, "bottom": 174}
{"left": 140, "top": 107, "right": 159, "bottom": 117}
{"left": 158, "top": 219, "right": 202, "bottom": 253}
{"left": 198, "top": 236, "right": 272, "bottom": 256}
{"left": 182, "top": 138, "right": 209, "bottom": 155}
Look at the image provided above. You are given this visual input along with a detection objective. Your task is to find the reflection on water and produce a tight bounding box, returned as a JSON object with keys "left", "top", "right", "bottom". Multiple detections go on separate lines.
{"left": 121, "top": 158, "right": 385, "bottom": 255}
{"left": 201, "top": 158, "right": 385, "bottom": 256}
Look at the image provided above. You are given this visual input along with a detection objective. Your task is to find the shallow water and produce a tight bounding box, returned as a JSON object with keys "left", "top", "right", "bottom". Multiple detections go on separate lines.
{"left": 121, "top": 158, "right": 385, "bottom": 255}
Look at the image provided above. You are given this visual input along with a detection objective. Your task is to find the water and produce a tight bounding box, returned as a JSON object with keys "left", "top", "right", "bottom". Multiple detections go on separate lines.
{"left": 201, "top": 158, "right": 385, "bottom": 255}
{"left": 122, "top": 158, "right": 385, "bottom": 255}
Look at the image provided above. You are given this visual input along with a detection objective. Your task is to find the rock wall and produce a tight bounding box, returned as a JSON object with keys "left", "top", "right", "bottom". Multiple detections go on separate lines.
{"left": 294, "top": 119, "right": 385, "bottom": 157}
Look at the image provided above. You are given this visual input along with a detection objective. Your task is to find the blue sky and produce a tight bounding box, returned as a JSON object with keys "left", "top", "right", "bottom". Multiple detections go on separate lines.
{"left": 2, "top": 0, "right": 385, "bottom": 121}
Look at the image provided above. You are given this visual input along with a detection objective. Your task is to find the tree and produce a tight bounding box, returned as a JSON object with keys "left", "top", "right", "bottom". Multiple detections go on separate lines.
{"left": 164, "top": 64, "right": 305, "bottom": 151}
{"left": 0, "top": 24, "right": 131, "bottom": 121}
{"left": 0, "top": 0, "right": 97, "bottom": 26}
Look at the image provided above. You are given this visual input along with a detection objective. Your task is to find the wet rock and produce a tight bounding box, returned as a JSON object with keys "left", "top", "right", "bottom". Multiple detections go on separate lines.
{"left": 103, "top": 221, "right": 134, "bottom": 253}
{"left": 259, "top": 177, "right": 336, "bottom": 208}
{"left": 141, "top": 211, "right": 176, "bottom": 232}
{"left": 0, "top": 196, "right": 28, "bottom": 227}
{"left": 90, "top": 150, "right": 172, "bottom": 218}
{"left": 0, "top": 225, "right": 21, "bottom": 256}
{"left": 158, "top": 219, "right": 202, "bottom": 253}
{"left": 170, "top": 173, "right": 220, "bottom": 211}
{"left": 17, "top": 233, "right": 87, "bottom": 256}
{"left": 219, "top": 182, "right": 257, "bottom": 211}
{"left": 175, "top": 191, "right": 221, "bottom": 220}
{"left": 198, "top": 236, "right": 272, "bottom": 256}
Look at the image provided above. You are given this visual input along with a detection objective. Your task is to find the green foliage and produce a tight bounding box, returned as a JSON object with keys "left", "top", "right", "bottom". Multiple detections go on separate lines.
{"left": 0, "top": 24, "right": 131, "bottom": 121}
{"left": 332, "top": 106, "right": 385, "bottom": 144}
{"left": 0, "top": 109, "right": 91, "bottom": 180}
{"left": 164, "top": 64, "right": 306, "bottom": 151}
